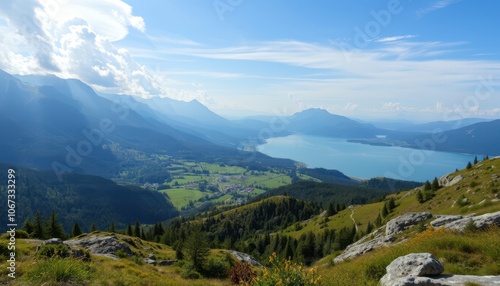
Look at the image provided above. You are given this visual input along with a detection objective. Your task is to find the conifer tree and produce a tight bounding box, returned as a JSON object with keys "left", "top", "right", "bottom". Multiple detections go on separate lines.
{"left": 366, "top": 221, "right": 374, "bottom": 234}
{"left": 32, "top": 210, "right": 44, "bottom": 239}
{"left": 126, "top": 224, "right": 133, "bottom": 236}
{"left": 47, "top": 211, "right": 66, "bottom": 239}
{"left": 108, "top": 221, "right": 116, "bottom": 233}
{"left": 381, "top": 205, "right": 389, "bottom": 218}
{"left": 473, "top": 156, "right": 478, "bottom": 165}
{"left": 90, "top": 223, "right": 97, "bottom": 232}
{"left": 431, "top": 177, "right": 440, "bottom": 191}
{"left": 71, "top": 222, "right": 82, "bottom": 237}
{"left": 375, "top": 213, "right": 382, "bottom": 227}
{"left": 134, "top": 219, "right": 141, "bottom": 237}
{"left": 423, "top": 180, "right": 432, "bottom": 191}
{"left": 327, "top": 202, "right": 336, "bottom": 216}
{"left": 22, "top": 218, "right": 34, "bottom": 236}
{"left": 185, "top": 224, "right": 210, "bottom": 271}
{"left": 417, "top": 190, "right": 425, "bottom": 203}
{"left": 466, "top": 161, "right": 472, "bottom": 169}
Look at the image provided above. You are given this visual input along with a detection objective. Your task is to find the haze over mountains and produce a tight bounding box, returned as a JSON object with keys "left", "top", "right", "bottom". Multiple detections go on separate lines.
{"left": 1, "top": 68, "right": 499, "bottom": 182}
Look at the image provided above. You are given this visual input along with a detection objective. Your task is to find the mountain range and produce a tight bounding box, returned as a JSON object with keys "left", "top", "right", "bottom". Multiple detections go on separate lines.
{"left": 1, "top": 69, "right": 499, "bottom": 185}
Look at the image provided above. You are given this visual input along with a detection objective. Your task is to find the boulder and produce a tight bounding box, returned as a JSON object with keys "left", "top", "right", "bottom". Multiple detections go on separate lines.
{"left": 386, "top": 213, "right": 432, "bottom": 236}
{"left": 430, "top": 214, "right": 475, "bottom": 228}
{"left": 380, "top": 253, "right": 500, "bottom": 286}
{"left": 438, "top": 174, "right": 464, "bottom": 187}
{"left": 383, "top": 253, "right": 444, "bottom": 278}
{"left": 382, "top": 275, "right": 500, "bottom": 286}
{"left": 66, "top": 235, "right": 134, "bottom": 257}
{"left": 441, "top": 211, "right": 500, "bottom": 231}
{"left": 228, "top": 250, "right": 263, "bottom": 267}
{"left": 333, "top": 234, "right": 396, "bottom": 263}
{"left": 143, "top": 258, "right": 157, "bottom": 265}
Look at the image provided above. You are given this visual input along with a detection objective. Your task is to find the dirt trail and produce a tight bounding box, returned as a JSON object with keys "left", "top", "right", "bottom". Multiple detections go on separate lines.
{"left": 349, "top": 206, "right": 358, "bottom": 232}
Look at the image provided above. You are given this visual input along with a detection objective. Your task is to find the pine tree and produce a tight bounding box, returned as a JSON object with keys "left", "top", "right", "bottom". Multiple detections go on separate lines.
{"left": 108, "top": 221, "right": 116, "bottom": 233}
{"left": 126, "top": 224, "right": 133, "bottom": 236}
{"left": 387, "top": 198, "right": 396, "bottom": 211}
{"left": 32, "top": 210, "right": 44, "bottom": 239}
{"left": 466, "top": 161, "right": 472, "bottom": 169}
{"left": 71, "top": 222, "right": 82, "bottom": 237}
{"left": 327, "top": 202, "right": 336, "bottom": 216}
{"left": 47, "top": 211, "right": 66, "bottom": 239}
{"left": 90, "top": 223, "right": 97, "bottom": 232}
{"left": 140, "top": 228, "right": 146, "bottom": 240}
{"left": 134, "top": 219, "right": 141, "bottom": 237}
{"left": 381, "top": 205, "right": 389, "bottom": 218}
{"left": 366, "top": 221, "right": 374, "bottom": 234}
{"left": 431, "top": 177, "right": 440, "bottom": 191}
{"left": 423, "top": 180, "right": 432, "bottom": 191}
{"left": 185, "top": 224, "right": 210, "bottom": 271}
{"left": 417, "top": 190, "right": 425, "bottom": 203}
{"left": 375, "top": 213, "right": 382, "bottom": 227}
{"left": 22, "top": 218, "right": 34, "bottom": 235}
{"left": 473, "top": 156, "right": 478, "bottom": 165}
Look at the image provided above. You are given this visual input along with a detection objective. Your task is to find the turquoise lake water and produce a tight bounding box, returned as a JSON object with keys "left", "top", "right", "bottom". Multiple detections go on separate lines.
{"left": 257, "top": 134, "right": 478, "bottom": 182}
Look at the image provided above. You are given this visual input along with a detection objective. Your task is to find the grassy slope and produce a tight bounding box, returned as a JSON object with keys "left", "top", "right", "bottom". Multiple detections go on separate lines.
{"left": 286, "top": 158, "right": 500, "bottom": 239}
{"left": 311, "top": 158, "right": 500, "bottom": 285}
{"left": 0, "top": 231, "right": 230, "bottom": 286}
{"left": 316, "top": 226, "right": 500, "bottom": 286}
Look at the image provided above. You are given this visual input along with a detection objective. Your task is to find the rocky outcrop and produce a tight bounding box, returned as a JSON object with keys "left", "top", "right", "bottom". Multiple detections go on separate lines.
{"left": 144, "top": 254, "right": 157, "bottom": 265}
{"left": 36, "top": 238, "right": 88, "bottom": 260}
{"left": 430, "top": 214, "right": 474, "bottom": 228}
{"left": 66, "top": 234, "right": 134, "bottom": 259}
{"left": 333, "top": 233, "right": 396, "bottom": 263}
{"left": 380, "top": 253, "right": 500, "bottom": 286}
{"left": 228, "top": 250, "right": 263, "bottom": 267}
{"left": 386, "top": 212, "right": 432, "bottom": 236}
{"left": 439, "top": 211, "right": 500, "bottom": 231}
{"left": 438, "top": 174, "right": 464, "bottom": 187}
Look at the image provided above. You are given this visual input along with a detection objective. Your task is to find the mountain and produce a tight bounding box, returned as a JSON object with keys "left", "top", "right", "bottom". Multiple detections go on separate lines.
{"left": 407, "top": 119, "right": 500, "bottom": 156}
{"left": 0, "top": 164, "right": 178, "bottom": 233}
{"left": 286, "top": 108, "right": 385, "bottom": 138}
{"left": 139, "top": 96, "right": 265, "bottom": 147}
{"left": 0, "top": 70, "right": 294, "bottom": 183}
{"left": 395, "top": 118, "right": 490, "bottom": 133}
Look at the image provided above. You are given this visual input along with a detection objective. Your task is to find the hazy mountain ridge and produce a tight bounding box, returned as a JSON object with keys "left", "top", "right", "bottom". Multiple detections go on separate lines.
{"left": 0, "top": 70, "right": 296, "bottom": 182}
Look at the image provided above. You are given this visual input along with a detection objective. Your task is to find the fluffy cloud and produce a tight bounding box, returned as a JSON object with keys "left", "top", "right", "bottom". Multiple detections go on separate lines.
{"left": 0, "top": 0, "right": 201, "bottom": 99}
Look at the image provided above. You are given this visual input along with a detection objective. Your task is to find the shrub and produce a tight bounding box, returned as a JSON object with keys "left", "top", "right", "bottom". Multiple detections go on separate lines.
{"left": 228, "top": 261, "right": 257, "bottom": 285}
{"left": 180, "top": 264, "right": 202, "bottom": 280}
{"left": 22, "top": 258, "right": 94, "bottom": 284}
{"left": 252, "top": 253, "right": 321, "bottom": 286}
{"left": 37, "top": 244, "right": 69, "bottom": 258}
{"left": 115, "top": 249, "right": 129, "bottom": 258}
{"left": 0, "top": 243, "right": 9, "bottom": 257}
{"left": 204, "top": 258, "right": 229, "bottom": 278}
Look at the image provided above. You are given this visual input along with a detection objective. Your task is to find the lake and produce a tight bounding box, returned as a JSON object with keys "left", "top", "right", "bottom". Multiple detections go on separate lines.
{"left": 257, "top": 134, "right": 478, "bottom": 182}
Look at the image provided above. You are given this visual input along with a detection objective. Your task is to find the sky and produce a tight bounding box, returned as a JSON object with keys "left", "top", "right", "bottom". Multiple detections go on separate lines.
{"left": 0, "top": 0, "right": 499, "bottom": 121}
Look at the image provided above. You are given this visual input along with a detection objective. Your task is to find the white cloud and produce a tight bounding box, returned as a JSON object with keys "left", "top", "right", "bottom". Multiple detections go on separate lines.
{"left": 417, "top": 0, "right": 461, "bottom": 17}
{"left": 0, "top": 0, "right": 206, "bottom": 101}
{"left": 375, "top": 35, "right": 416, "bottom": 43}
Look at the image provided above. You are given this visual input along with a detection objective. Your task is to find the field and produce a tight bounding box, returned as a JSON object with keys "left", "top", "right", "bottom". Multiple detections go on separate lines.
{"left": 157, "top": 160, "right": 297, "bottom": 212}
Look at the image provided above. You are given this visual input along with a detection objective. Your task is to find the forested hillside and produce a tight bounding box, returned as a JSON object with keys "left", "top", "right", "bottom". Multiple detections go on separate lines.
{"left": 257, "top": 180, "right": 393, "bottom": 207}
{"left": 0, "top": 164, "right": 178, "bottom": 233}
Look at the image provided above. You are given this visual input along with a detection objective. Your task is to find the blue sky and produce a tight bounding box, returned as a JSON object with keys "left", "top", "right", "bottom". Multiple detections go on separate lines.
{"left": 0, "top": 0, "right": 499, "bottom": 121}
